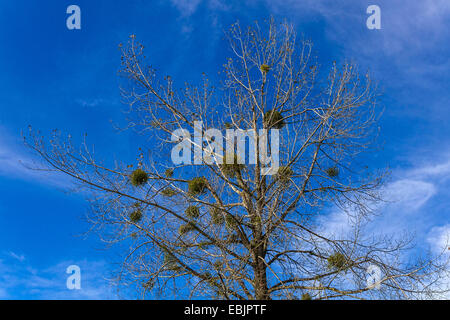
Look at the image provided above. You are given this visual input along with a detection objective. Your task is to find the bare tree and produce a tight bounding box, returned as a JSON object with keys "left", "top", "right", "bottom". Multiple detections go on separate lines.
{"left": 25, "top": 19, "right": 449, "bottom": 300}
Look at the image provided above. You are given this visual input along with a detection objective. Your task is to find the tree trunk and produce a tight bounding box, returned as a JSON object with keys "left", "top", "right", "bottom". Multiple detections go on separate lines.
{"left": 254, "top": 249, "right": 270, "bottom": 300}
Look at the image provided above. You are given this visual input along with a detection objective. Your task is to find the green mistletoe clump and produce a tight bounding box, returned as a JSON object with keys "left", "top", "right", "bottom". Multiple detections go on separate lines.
{"left": 130, "top": 169, "right": 149, "bottom": 187}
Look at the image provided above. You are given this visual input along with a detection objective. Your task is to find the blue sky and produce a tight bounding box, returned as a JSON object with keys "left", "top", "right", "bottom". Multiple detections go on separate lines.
{"left": 0, "top": 0, "right": 449, "bottom": 299}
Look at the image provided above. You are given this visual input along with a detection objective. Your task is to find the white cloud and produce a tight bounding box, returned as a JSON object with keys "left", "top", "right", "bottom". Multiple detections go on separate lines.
{"left": 382, "top": 179, "right": 436, "bottom": 211}
{"left": 427, "top": 224, "right": 450, "bottom": 254}
{"left": 264, "top": 0, "right": 449, "bottom": 53}
{"left": 170, "top": 0, "right": 229, "bottom": 16}
{"left": 0, "top": 126, "right": 71, "bottom": 188}
{"left": 409, "top": 160, "right": 450, "bottom": 180}
{"left": 170, "top": 0, "right": 203, "bottom": 17}
{"left": 317, "top": 206, "right": 355, "bottom": 239}
{"left": 7, "top": 251, "right": 26, "bottom": 262}
{"left": 426, "top": 224, "right": 450, "bottom": 299}
{"left": 320, "top": 152, "right": 450, "bottom": 240}
{"left": 0, "top": 254, "right": 117, "bottom": 300}
{"left": 263, "top": 0, "right": 450, "bottom": 118}
{"left": 76, "top": 98, "right": 105, "bottom": 108}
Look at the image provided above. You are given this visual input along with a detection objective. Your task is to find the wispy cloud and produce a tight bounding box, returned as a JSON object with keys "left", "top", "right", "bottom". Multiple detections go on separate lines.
{"left": 76, "top": 98, "right": 105, "bottom": 108}
{"left": 0, "top": 126, "right": 71, "bottom": 188}
{"left": 428, "top": 224, "right": 450, "bottom": 254}
{"left": 408, "top": 160, "right": 450, "bottom": 181}
{"left": 170, "top": 0, "right": 229, "bottom": 17}
{"left": 170, "top": 0, "right": 203, "bottom": 17}
{"left": 265, "top": 0, "right": 450, "bottom": 119}
{"left": 320, "top": 153, "right": 450, "bottom": 243}
{"left": 382, "top": 179, "right": 436, "bottom": 211}
{"left": 0, "top": 253, "right": 118, "bottom": 299}
{"left": 7, "top": 251, "right": 26, "bottom": 262}
{"left": 166, "top": 0, "right": 230, "bottom": 38}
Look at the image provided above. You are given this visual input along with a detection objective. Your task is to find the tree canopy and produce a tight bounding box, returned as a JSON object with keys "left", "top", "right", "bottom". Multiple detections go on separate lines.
{"left": 25, "top": 19, "right": 450, "bottom": 300}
